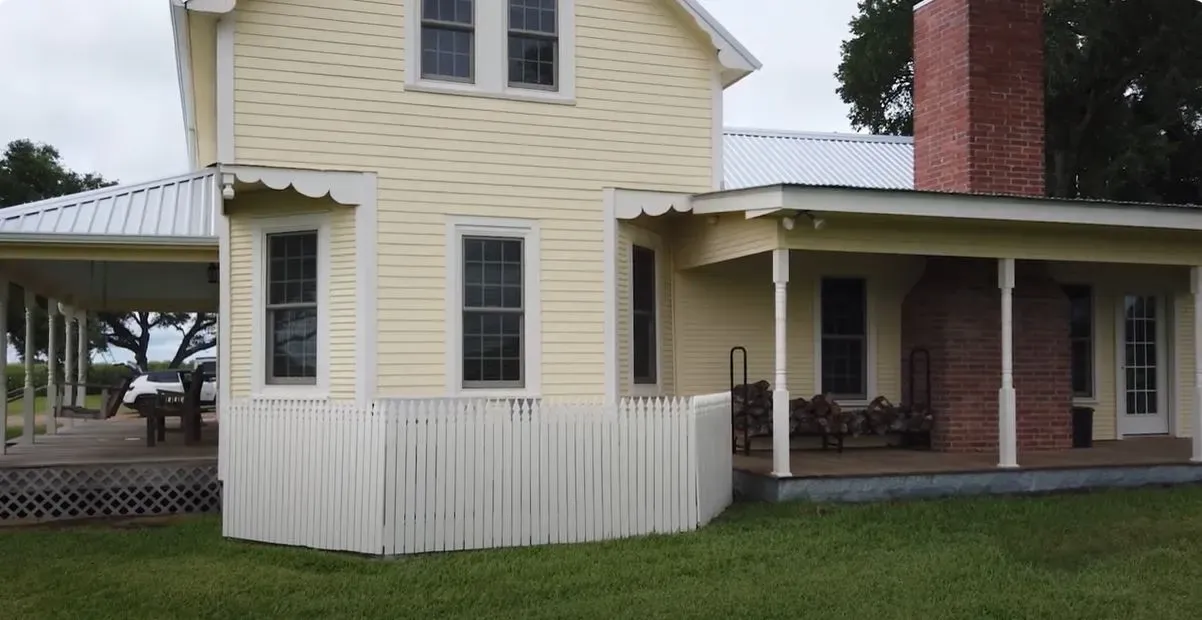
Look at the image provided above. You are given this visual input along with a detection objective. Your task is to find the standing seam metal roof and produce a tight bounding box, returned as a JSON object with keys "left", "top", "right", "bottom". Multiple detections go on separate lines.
{"left": 0, "top": 169, "right": 218, "bottom": 239}
{"left": 723, "top": 129, "right": 914, "bottom": 191}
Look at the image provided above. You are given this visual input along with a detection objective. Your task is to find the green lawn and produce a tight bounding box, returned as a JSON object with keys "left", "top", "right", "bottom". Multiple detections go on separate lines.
{"left": 5, "top": 393, "right": 104, "bottom": 418}
{"left": 4, "top": 424, "right": 45, "bottom": 441}
{"left": 4, "top": 488, "right": 1202, "bottom": 619}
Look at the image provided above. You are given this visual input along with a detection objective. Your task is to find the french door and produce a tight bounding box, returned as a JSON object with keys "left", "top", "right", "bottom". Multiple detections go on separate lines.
{"left": 1118, "top": 295, "right": 1169, "bottom": 436}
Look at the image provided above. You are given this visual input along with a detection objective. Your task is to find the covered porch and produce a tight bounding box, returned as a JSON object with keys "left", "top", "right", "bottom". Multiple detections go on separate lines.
{"left": 613, "top": 183, "right": 1202, "bottom": 494}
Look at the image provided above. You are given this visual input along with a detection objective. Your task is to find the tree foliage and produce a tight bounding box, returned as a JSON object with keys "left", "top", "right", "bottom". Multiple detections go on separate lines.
{"left": 835, "top": 0, "right": 1202, "bottom": 203}
{"left": 1, "top": 140, "right": 216, "bottom": 368}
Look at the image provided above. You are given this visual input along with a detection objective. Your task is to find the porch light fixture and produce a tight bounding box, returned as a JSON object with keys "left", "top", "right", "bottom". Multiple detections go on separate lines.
{"left": 780, "top": 216, "right": 796, "bottom": 231}
{"left": 207, "top": 262, "right": 219, "bottom": 284}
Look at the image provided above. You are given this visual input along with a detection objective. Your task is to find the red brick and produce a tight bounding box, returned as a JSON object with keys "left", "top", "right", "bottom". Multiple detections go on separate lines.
{"left": 901, "top": 258, "right": 1072, "bottom": 453}
{"left": 913, "top": 0, "right": 1045, "bottom": 197}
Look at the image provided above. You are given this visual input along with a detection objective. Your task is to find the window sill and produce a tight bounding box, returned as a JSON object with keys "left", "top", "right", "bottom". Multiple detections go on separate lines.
{"left": 254, "top": 385, "right": 328, "bottom": 400}
{"left": 1073, "top": 397, "right": 1098, "bottom": 407}
{"left": 404, "top": 80, "right": 576, "bottom": 105}
{"left": 453, "top": 388, "right": 542, "bottom": 400}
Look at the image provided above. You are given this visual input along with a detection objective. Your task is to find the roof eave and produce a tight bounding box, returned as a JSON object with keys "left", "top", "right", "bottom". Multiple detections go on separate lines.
{"left": 671, "top": 0, "right": 761, "bottom": 87}
{"left": 0, "top": 233, "right": 218, "bottom": 247}
{"left": 169, "top": 1, "right": 198, "bottom": 169}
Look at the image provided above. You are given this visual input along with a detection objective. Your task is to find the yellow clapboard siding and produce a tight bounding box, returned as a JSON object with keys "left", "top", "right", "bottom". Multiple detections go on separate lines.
{"left": 232, "top": 0, "right": 717, "bottom": 396}
{"left": 225, "top": 192, "right": 359, "bottom": 399}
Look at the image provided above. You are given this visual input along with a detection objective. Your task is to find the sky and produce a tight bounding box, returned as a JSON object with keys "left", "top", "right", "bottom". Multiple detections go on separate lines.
{"left": 0, "top": 0, "right": 862, "bottom": 363}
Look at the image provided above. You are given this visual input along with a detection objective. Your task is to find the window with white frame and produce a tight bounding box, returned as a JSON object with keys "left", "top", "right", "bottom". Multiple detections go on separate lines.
{"left": 507, "top": 0, "right": 558, "bottom": 89}
{"left": 407, "top": 0, "right": 574, "bottom": 101}
{"left": 1064, "top": 284, "right": 1094, "bottom": 399}
{"left": 820, "top": 278, "right": 867, "bottom": 399}
{"left": 420, "top": 0, "right": 475, "bottom": 82}
{"left": 631, "top": 244, "right": 657, "bottom": 385}
{"left": 265, "top": 230, "right": 319, "bottom": 385}
{"left": 448, "top": 218, "right": 540, "bottom": 395}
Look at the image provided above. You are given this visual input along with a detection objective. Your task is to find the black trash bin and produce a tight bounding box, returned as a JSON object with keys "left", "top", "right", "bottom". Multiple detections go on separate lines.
{"left": 1071, "top": 406, "right": 1094, "bottom": 448}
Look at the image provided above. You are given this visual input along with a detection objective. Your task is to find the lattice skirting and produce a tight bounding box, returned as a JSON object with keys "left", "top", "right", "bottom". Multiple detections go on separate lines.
{"left": 0, "top": 462, "right": 221, "bottom": 523}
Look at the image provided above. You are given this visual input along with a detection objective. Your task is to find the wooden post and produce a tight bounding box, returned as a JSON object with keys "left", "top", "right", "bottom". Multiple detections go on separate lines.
{"left": 63, "top": 304, "right": 75, "bottom": 424}
{"left": 771, "top": 249, "right": 792, "bottom": 477}
{"left": 0, "top": 279, "right": 7, "bottom": 454}
{"left": 22, "top": 289, "right": 35, "bottom": 445}
{"left": 998, "top": 258, "right": 1018, "bottom": 468}
{"left": 77, "top": 309, "right": 87, "bottom": 407}
{"left": 46, "top": 298, "right": 58, "bottom": 436}
{"left": 1192, "top": 267, "right": 1202, "bottom": 463}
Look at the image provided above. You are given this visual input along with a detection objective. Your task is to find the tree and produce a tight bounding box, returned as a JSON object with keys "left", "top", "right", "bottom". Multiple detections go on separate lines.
{"left": 835, "top": 0, "right": 1202, "bottom": 204}
{"left": 95, "top": 312, "right": 217, "bottom": 370}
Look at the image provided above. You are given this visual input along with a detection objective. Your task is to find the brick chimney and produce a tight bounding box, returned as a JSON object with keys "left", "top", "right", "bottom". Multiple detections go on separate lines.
{"left": 902, "top": 0, "right": 1072, "bottom": 454}
{"left": 912, "top": 0, "right": 1045, "bottom": 196}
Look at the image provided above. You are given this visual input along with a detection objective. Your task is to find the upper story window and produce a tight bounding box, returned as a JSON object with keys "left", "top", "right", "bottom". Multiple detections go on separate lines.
{"left": 508, "top": 0, "right": 558, "bottom": 89}
{"left": 421, "top": 0, "right": 475, "bottom": 82}
{"left": 407, "top": 0, "right": 576, "bottom": 103}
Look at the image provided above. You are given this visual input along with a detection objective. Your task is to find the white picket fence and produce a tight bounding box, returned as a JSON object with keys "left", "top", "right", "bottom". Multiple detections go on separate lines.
{"left": 220, "top": 393, "right": 733, "bottom": 555}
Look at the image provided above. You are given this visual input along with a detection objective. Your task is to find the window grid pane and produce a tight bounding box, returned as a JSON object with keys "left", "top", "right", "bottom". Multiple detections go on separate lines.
{"left": 462, "top": 236, "right": 524, "bottom": 387}
{"left": 1064, "top": 285, "right": 1093, "bottom": 398}
{"left": 632, "top": 245, "right": 656, "bottom": 385}
{"left": 820, "top": 278, "right": 867, "bottom": 397}
{"left": 421, "top": 0, "right": 474, "bottom": 81}
{"left": 265, "top": 230, "right": 319, "bottom": 384}
{"left": 507, "top": 0, "right": 557, "bottom": 88}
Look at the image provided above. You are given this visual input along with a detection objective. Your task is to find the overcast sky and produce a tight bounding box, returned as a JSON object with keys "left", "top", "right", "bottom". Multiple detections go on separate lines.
{"left": 0, "top": 0, "right": 861, "bottom": 363}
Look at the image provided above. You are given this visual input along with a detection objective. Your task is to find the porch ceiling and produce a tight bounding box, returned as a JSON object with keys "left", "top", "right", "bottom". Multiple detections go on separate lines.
{"left": 1, "top": 258, "right": 218, "bottom": 313}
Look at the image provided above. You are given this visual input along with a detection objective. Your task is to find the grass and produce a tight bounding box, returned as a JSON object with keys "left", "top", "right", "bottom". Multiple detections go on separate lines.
{"left": 4, "top": 424, "right": 45, "bottom": 441}
{"left": 5, "top": 393, "right": 104, "bottom": 418}
{"left": 4, "top": 488, "right": 1202, "bottom": 619}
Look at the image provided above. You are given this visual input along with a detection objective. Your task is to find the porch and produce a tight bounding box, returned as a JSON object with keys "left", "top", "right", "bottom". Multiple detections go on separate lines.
{"left": 732, "top": 437, "right": 1202, "bottom": 503}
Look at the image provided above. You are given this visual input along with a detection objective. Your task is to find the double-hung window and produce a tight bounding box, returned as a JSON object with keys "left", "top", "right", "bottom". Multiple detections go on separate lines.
{"left": 631, "top": 245, "right": 657, "bottom": 385}
{"left": 820, "top": 278, "right": 868, "bottom": 400}
{"left": 420, "top": 0, "right": 475, "bottom": 82}
{"left": 507, "top": 0, "right": 558, "bottom": 89}
{"left": 449, "top": 218, "right": 541, "bottom": 395}
{"left": 1064, "top": 284, "right": 1094, "bottom": 399}
{"left": 408, "top": 0, "right": 574, "bottom": 101}
{"left": 265, "top": 231, "right": 320, "bottom": 385}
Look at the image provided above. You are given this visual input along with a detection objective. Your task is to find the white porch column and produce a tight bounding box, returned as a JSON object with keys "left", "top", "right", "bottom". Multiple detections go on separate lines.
{"left": 77, "top": 309, "right": 88, "bottom": 407}
{"left": 63, "top": 304, "right": 75, "bottom": 415}
{"left": 998, "top": 258, "right": 1018, "bottom": 468}
{"left": 1191, "top": 267, "right": 1202, "bottom": 462}
{"left": 22, "top": 290, "right": 35, "bottom": 445}
{"left": 771, "top": 249, "right": 792, "bottom": 477}
{"left": 46, "top": 299, "right": 58, "bottom": 436}
{"left": 0, "top": 279, "right": 7, "bottom": 455}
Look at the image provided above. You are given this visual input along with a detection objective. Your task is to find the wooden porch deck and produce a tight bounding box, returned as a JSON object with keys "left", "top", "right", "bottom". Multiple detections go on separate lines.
{"left": 733, "top": 436, "right": 1193, "bottom": 478}
{"left": 1, "top": 413, "right": 218, "bottom": 469}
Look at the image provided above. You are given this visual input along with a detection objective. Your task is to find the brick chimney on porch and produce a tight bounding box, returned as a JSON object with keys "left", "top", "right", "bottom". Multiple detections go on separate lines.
{"left": 901, "top": 0, "right": 1073, "bottom": 452}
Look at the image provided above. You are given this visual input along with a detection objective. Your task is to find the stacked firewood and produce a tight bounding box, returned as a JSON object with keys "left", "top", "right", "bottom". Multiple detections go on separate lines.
{"left": 731, "top": 382, "right": 933, "bottom": 440}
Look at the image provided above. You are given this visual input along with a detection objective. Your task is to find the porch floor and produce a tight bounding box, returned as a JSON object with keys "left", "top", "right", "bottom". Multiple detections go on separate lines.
{"left": 733, "top": 436, "right": 1194, "bottom": 478}
{"left": 1, "top": 413, "right": 218, "bottom": 469}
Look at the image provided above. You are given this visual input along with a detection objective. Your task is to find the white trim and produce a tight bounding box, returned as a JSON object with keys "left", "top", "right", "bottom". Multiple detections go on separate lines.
{"left": 997, "top": 258, "right": 1017, "bottom": 468}
{"left": 603, "top": 189, "right": 619, "bottom": 403}
{"left": 220, "top": 164, "right": 369, "bottom": 205}
{"left": 170, "top": 3, "right": 198, "bottom": 168}
{"left": 218, "top": 210, "right": 231, "bottom": 416}
{"left": 670, "top": 0, "right": 761, "bottom": 86}
{"left": 176, "top": 0, "right": 236, "bottom": 13}
{"left": 403, "top": 0, "right": 577, "bottom": 104}
{"left": 250, "top": 213, "right": 332, "bottom": 399}
{"left": 1191, "top": 267, "right": 1202, "bottom": 460}
{"left": 613, "top": 189, "right": 693, "bottom": 220}
{"left": 688, "top": 185, "right": 1202, "bottom": 233}
{"left": 215, "top": 13, "right": 235, "bottom": 164}
{"left": 770, "top": 249, "right": 791, "bottom": 477}
{"left": 711, "top": 68, "right": 724, "bottom": 190}
{"left": 627, "top": 227, "right": 665, "bottom": 398}
{"left": 444, "top": 215, "right": 543, "bottom": 399}
{"left": 355, "top": 173, "right": 379, "bottom": 405}
{"left": 812, "top": 275, "right": 876, "bottom": 403}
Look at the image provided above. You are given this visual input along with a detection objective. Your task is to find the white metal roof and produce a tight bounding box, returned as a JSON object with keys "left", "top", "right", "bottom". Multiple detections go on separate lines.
{"left": 0, "top": 169, "right": 219, "bottom": 243}
{"left": 723, "top": 129, "right": 914, "bottom": 191}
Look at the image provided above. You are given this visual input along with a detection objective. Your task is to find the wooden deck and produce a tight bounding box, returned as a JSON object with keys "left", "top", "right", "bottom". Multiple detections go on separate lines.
{"left": 733, "top": 436, "right": 1194, "bottom": 477}
{"left": 1, "top": 414, "right": 218, "bottom": 469}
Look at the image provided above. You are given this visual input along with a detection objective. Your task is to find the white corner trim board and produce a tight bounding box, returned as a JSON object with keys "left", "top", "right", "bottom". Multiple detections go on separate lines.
{"left": 220, "top": 165, "right": 370, "bottom": 206}
{"left": 355, "top": 173, "right": 380, "bottom": 406}
{"left": 603, "top": 189, "right": 619, "bottom": 403}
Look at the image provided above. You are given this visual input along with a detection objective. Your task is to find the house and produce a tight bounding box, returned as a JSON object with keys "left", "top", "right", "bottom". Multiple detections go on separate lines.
{"left": 5, "top": 0, "right": 1202, "bottom": 544}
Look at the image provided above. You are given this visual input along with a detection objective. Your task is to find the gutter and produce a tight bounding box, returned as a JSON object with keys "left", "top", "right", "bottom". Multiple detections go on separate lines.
{"left": 0, "top": 234, "right": 218, "bottom": 247}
